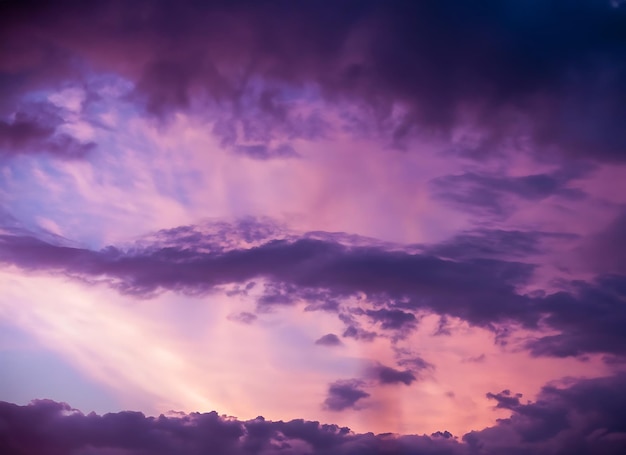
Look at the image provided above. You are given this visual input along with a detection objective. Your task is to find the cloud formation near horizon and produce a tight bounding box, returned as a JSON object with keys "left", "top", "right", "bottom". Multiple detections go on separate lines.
{"left": 3, "top": 372, "right": 626, "bottom": 455}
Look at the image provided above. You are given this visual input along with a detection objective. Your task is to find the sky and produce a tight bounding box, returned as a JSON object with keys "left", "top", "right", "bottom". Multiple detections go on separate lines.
{"left": 1, "top": 0, "right": 626, "bottom": 454}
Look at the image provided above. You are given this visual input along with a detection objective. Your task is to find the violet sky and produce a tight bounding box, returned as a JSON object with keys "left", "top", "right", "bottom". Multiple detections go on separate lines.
{"left": 1, "top": 1, "right": 626, "bottom": 454}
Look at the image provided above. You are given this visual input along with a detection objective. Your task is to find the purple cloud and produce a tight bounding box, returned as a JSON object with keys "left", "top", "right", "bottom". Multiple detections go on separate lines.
{"left": 431, "top": 171, "right": 586, "bottom": 218}
{"left": 0, "top": 229, "right": 536, "bottom": 325}
{"left": 368, "top": 364, "right": 416, "bottom": 386}
{"left": 365, "top": 308, "right": 417, "bottom": 331}
{"left": 394, "top": 350, "right": 435, "bottom": 375}
{"left": 0, "top": 398, "right": 470, "bottom": 454}
{"left": 2, "top": 373, "right": 626, "bottom": 454}
{"left": 486, "top": 389, "right": 524, "bottom": 410}
{"left": 1, "top": 1, "right": 625, "bottom": 160}
{"left": 3, "top": 221, "right": 626, "bottom": 358}
{"left": 314, "top": 333, "right": 342, "bottom": 347}
{"left": 322, "top": 379, "right": 370, "bottom": 412}
{"left": 524, "top": 274, "right": 626, "bottom": 358}
{"left": 465, "top": 373, "right": 626, "bottom": 452}
{"left": 426, "top": 229, "right": 578, "bottom": 261}
{"left": 341, "top": 326, "right": 377, "bottom": 342}
{"left": 0, "top": 104, "right": 94, "bottom": 159}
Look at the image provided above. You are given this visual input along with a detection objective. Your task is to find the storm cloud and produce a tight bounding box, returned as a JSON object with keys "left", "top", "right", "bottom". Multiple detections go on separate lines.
{"left": 1, "top": 0, "right": 625, "bottom": 159}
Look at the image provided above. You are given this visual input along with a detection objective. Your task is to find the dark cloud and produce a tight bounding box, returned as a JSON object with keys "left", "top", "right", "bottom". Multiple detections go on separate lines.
{"left": 138, "top": 218, "right": 286, "bottom": 253}
{"left": 322, "top": 379, "right": 370, "bottom": 412}
{"left": 0, "top": 103, "right": 94, "bottom": 159}
{"left": 486, "top": 389, "right": 524, "bottom": 410}
{"left": 0, "top": 398, "right": 470, "bottom": 454}
{"left": 257, "top": 282, "right": 295, "bottom": 307}
{"left": 3, "top": 374, "right": 626, "bottom": 454}
{"left": 0, "top": 227, "right": 536, "bottom": 326}
{"left": 394, "top": 349, "right": 435, "bottom": 375}
{"left": 525, "top": 274, "right": 626, "bottom": 358}
{"left": 2, "top": 221, "right": 626, "bottom": 358}
{"left": 431, "top": 171, "right": 586, "bottom": 218}
{"left": 368, "top": 364, "right": 416, "bottom": 386}
{"left": 431, "top": 430, "right": 455, "bottom": 440}
{"left": 315, "top": 333, "right": 342, "bottom": 347}
{"left": 365, "top": 308, "right": 417, "bottom": 331}
{"left": 0, "top": 8, "right": 77, "bottom": 118}
{"left": 428, "top": 229, "right": 578, "bottom": 261}
{"left": 225, "top": 282, "right": 257, "bottom": 297}
{"left": 304, "top": 297, "right": 340, "bottom": 313}
{"left": 465, "top": 373, "right": 626, "bottom": 454}
{"left": 1, "top": 0, "right": 625, "bottom": 160}
{"left": 341, "top": 325, "right": 377, "bottom": 342}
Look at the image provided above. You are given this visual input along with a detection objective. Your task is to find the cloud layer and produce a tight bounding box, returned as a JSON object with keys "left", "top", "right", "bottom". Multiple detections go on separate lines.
{"left": 1, "top": 0, "right": 625, "bottom": 159}
{"left": 3, "top": 373, "right": 626, "bottom": 455}
{"left": 2, "top": 222, "right": 626, "bottom": 359}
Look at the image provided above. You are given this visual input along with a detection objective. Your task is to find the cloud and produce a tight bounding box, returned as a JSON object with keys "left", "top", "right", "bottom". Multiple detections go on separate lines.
{"left": 465, "top": 373, "right": 626, "bottom": 453}
{"left": 314, "top": 333, "right": 342, "bottom": 347}
{"left": 1, "top": 1, "right": 625, "bottom": 160}
{"left": 485, "top": 389, "right": 524, "bottom": 410}
{"left": 394, "top": 349, "right": 435, "bottom": 375}
{"left": 2, "top": 374, "right": 626, "bottom": 454}
{"left": 2, "top": 221, "right": 626, "bottom": 358}
{"left": 365, "top": 308, "right": 417, "bottom": 331}
{"left": 524, "top": 274, "right": 626, "bottom": 358}
{"left": 0, "top": 103, "right": 95, "bottom": 159}
{"left": 431, "top": 171, "right": 586, "bottom": 218}
{"left": 322, "top": 379, "right": 370, "bottom": 412}
{"left": 0, "top": 398, "right": 471, "bottom": 455}
{"left": 426, "top": 229, "right": 578, "bottom": 261}
{"left": 341, "top": 325, "right": 377, "bottom": 342}
{"left": 368, "top": 364, "right": 416, "bottom": 386}
{"left": 0, "top": 226, "right": 536, "bottom": 327}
